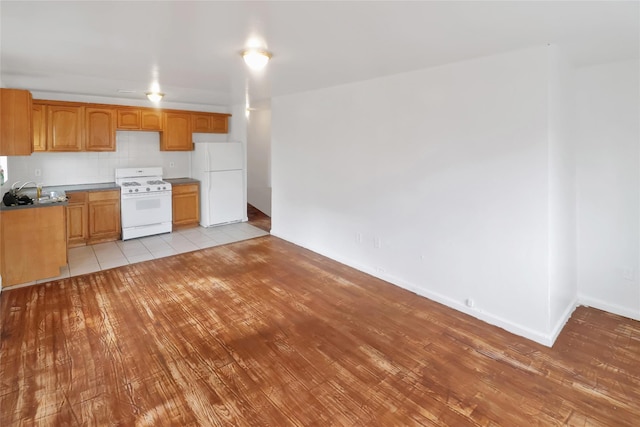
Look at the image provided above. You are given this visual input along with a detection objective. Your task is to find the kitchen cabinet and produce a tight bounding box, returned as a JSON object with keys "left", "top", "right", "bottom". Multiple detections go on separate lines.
{"left": 32, "top": 102, "right": 47, "bottom": 152}
{"left": 172, "top": 182, "right": 200, "bottom": 230}
{"left": 0, "top": 205, "right": 67, "bottom": 287}
{"left": 85, "top": 107, "right": 115, "bottom": 151}
{"left": 161, "top": 112, "right": 192, "bottom": 151}
{"left": 116, "top": 108, "right": 163, "bottom": 131}
{"left": 48, "top": 104, "right": 84, "bottom": 151}
{"left": 66, "top": 189, "right": 120, "bottom": 246}
{"left": 88, "top": 190, "right": 121, "bottom": 244}
{"left": 66, "top": 191, "right": 89, "bottom": 248}
{"left": 116, "top": 108, "right": 140, "bottom": 129}
{"left": 191, "top": 113, "right": 229, "bottom": 133}
{"left": 0, "top": 88, "right": 33, "bottom": 156}
{"left": 141, "top": 110, "right": 163, "bottom": 130}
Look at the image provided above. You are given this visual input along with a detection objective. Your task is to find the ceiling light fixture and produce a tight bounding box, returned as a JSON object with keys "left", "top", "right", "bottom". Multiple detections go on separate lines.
{"left": 241, "top": 49, "right": 272, "bottom": 71}
{"left": 146, "top": 92, "right": 164, "bottom": 103}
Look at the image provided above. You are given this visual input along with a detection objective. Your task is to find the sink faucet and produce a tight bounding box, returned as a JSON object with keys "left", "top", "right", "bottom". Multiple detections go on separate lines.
{"left": 11, "top": 181, "right": 37, "bottom": 194}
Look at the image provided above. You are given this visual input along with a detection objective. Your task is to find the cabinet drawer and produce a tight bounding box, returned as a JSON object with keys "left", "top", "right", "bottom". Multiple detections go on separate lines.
{"left": 88, "top": 189, "right": 120, "bottom": 202}
{"left": 67, "top": 191, "right": 88, "bottom": 204}
{"left": 172, "top": 183, "right": 199, "bottom": 195}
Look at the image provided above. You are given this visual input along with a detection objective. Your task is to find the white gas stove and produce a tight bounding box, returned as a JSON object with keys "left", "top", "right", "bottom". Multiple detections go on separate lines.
{"left": 115, "top": 167, "right": 173, "bottom": 240}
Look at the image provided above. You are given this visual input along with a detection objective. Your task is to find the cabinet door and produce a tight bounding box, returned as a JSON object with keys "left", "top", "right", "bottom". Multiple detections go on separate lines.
{"left": 67, "top": 203, "right": 89, "bottom": 247}
{"left": 191, "top": 113, "right": 228, "bottom": 133}
{"left": 0, "top": 206, "right": 67, "bottom": 287}
{"left": 48, "top": 105, "right": 83, "bottom": 151}
{"left": 161, "top": 112, "right": 192, "bottom": 151}
{"left": 0, "top": 88, "right": 33, "bottom": 156}
{"left": 172, "top": 184, "right": 200, "bottom": 229}
{"left": 85, "top": 107, "right": 115, "bottom": 151}
{"left": 141, "top": 110, "right": 163, "bottom": 130}
{"left": 117, "top": 108, "right": 141, "bottom": 129}
{"left": 210, "top": 114, "right": 228, "bottom": 133}
{"left": 191, "top": 114, "right": 212, "bottom": 133}
{"left": 88, "top": 190, "right": 121, "bottom": 243}
{"left": 32, "top": 103, "right": 47, "bottom": 152}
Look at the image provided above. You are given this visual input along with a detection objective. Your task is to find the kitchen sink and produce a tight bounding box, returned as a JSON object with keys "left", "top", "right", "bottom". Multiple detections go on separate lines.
{"left": 36, "top": 190, "right": 67, "bottom": 203}
{"left": 9, "top": 189, "right": 68, "bottom": 205}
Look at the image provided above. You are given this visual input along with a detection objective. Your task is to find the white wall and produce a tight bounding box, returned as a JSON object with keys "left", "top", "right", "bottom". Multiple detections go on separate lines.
{"left": 247, "top": 100, "right": 272, "bottom": 216}
{"left": 575, "top": 59, "right": 640, "bottom": 320}
{"left": 272, "top": 46, "right": 573, "bottom": 345}
{"left": 547, "top": 45, "right": 578, "bottom": 339}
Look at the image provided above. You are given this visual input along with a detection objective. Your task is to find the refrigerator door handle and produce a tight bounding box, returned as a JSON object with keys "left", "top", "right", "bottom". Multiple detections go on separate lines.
{"left": 205, "top": 149, "right": 212, "bottom": 191}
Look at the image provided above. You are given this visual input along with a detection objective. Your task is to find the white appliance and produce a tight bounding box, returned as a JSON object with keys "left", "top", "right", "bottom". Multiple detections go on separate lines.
{"left": 115, "top": 167, "right": 173, "bottom": 240}
{"left": 191, "top": 142, "right": 246, "bottom": 227}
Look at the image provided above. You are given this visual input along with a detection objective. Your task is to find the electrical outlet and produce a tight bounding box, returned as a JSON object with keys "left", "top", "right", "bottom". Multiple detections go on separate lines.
{"left": 466, "top": 298, "right": 475, "bottom": 308}
{"left": 169, "top": 162, "right": 175, "bottom": 168}
{"left": 34, "top": 169, "right": 42, "bottom": 177}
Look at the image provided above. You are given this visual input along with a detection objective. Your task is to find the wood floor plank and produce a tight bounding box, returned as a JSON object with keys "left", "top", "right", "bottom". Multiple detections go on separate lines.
{"left": 1, "top": 236, "right": 639, "bottom": 426}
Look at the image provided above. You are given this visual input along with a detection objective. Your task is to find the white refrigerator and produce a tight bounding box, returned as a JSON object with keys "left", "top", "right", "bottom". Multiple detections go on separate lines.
{"left": 191, "top": 142, "right": 247, "bottom": 227}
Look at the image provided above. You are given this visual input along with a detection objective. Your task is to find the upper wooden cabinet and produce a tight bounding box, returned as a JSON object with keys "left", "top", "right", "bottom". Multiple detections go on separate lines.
{"left": 141, "top": 110, "right": 163, "bottom": 130}
{"left": 191, "top": 113, "right": 229, "bottom": 133}
{"left": 85, "top": 107, "right": 115, "bottom": 151}
{"left": 116, "top": 108, "right": 163, "bottom": 131}
{"left": 116, "top": 108, "right": 140, "bottom": 129}
{"left": 48, "top": 105, "right": 84, "bottom": 151}
{"left": 161, "top": 112, "right": 192, "bottom": 151}
{"left": 0, "top": 88, "right": 33, "bottom": 156}
{"left": 32, "top": 99, "right": 229, "bottom": 152}
{"left": 32, "top": 102, "right": 47, "bottom": 152}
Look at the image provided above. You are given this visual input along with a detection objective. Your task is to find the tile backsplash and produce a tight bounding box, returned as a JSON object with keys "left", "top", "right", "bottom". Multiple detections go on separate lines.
{"left": 3, "top": 131, "right": 191, "bottom": 188}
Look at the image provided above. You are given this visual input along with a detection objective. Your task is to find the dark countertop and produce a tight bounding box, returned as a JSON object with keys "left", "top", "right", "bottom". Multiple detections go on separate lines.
{"left": 165, "top": 178, "right": 200, "bottom": 185}
{"left": 1, "top": 182, "right": 119, "bottom": 211}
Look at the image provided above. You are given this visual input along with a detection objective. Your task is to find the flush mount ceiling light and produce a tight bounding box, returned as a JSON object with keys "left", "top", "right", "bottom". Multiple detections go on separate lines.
{"left": 145, "top": 91, "right": 164, "bottom": 103}
{"left": 241, "top": 49, "right": 272, "bottom": 71}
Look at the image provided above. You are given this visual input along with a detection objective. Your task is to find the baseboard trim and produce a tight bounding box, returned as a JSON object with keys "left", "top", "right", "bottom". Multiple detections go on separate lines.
{"left": 271, "top": 230, "right": 560, "bottom": 347}
{"left": 578, "top": 295, "right": 640, "bottom": 321}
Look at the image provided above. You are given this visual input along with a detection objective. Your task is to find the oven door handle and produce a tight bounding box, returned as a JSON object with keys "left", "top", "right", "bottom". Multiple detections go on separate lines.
{"left": 121, "top": 191, "right": 172, "bottom": 199}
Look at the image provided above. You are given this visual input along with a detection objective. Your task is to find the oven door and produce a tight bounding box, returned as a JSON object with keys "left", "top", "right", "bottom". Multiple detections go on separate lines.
{"left": 121, "top": 191, "right": 172, "bottom": 228}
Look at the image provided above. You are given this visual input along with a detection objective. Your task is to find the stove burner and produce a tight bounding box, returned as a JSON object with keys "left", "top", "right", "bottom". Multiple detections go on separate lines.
{"left": 147, "top": 180, "right": 166, "bottom": 185}
{"left": 122, "top": 182, "right": 141, "bottom": 187}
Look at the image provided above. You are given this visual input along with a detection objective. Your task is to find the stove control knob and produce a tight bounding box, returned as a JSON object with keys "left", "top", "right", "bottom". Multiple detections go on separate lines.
{"left": 146, "top": 187, "right": 150, "bottom": 192}
{"left": 162, "top": 186, "right": 166, "bottom": 190}
{"left": 157, "top": 186, "right": 161, "bottom": 191}
{"left": 135, "top": 189, "right": 138, "bottom": 192}
{"left": 128, "top": 189, "right": 132, "bottom": 193}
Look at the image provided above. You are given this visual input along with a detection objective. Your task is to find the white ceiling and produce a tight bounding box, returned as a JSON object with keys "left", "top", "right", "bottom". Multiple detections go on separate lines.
{"left": 1, "top": 1, "right": 638, "bottom": 107}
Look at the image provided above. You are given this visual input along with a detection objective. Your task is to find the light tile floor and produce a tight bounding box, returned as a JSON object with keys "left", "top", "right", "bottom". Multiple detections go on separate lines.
{"left": 21, "top": 222, "right": 269, "bottom": 287}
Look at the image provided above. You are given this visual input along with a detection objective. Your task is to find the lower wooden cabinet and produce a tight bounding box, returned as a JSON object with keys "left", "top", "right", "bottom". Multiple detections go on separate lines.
{"left": 66, "top": 191, "right": 89, "bottom": 248}
{"left": 88, "top": 190, "right": 121, "bottom": 244}
{"left": 172, "top": 182, "right": 200, "bottom": 230}
{"left": 66, "top": 189, "right": 121, "bottom": 246}
{"left": 0, "top": 205, "right": 67, "bottom": 287}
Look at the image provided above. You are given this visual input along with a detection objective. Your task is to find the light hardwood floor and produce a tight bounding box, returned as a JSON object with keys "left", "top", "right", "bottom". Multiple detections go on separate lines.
{"left": 1, "top": 236, "right": 638, "bottom": 426}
